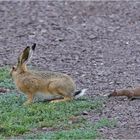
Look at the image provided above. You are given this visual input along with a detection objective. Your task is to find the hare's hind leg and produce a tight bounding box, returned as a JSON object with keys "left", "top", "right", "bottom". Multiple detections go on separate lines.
{"left": 49, "top": 81, "right": 74, "bottom": 103}
{"left": 50, "top": 88, "right": 73, "bottom": 103}
{"left": 50, "top": 96, "right": 73, "bottom": 103}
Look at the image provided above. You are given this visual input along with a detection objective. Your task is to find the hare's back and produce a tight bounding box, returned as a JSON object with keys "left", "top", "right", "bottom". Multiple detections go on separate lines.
{"left": 30, "top": 70, "right": 72, "bottom": 80}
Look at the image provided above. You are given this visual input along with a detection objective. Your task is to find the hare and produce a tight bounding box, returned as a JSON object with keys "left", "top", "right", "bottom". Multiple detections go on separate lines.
{"left": 10, "top": 44, "right": 87, "bottom": 105}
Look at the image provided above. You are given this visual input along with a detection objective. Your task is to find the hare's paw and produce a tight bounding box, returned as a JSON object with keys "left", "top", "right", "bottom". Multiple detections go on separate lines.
{"left": 50, "top": 100, "right": 60, "bottom": 103}
{"left": 50, "top": 97, "right": 72, "bottom": 103}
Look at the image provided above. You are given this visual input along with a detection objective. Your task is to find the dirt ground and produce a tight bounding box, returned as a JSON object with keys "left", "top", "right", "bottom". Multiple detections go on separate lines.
{"left": 0, "top": 1, "right": 140, "bottom": 139}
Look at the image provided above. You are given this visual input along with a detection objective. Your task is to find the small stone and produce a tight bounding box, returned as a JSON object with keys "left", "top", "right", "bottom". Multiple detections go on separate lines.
{"left": 0, "top": 88, "right": 7, "bottom": 93}
{"left": 82, "top": 111, "right": 89, "bottom": 115}
{"left": 58, "top": 38, "right": 64, "bottom": 42}
{"left": 68, "top": 116, "right": 80, "bottom": 124}
{"left": 42, "top": 127, "right": 48, "bottom": 130}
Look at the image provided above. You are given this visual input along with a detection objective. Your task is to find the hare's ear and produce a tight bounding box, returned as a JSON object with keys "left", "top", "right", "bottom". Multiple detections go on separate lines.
{"left": 18, "top": 46, "right": 30, "bottom": 65}
{"left": 18, "top": 43, "right": 36, "bottom": 66}
{"left": 27, "top": 43, "right": 36, "bottom": 63}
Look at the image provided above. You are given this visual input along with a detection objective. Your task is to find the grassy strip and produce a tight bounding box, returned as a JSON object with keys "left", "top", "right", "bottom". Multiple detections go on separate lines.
{"left": 0, "top": 67, "right": 115, "bottom": 139}
{"left": 0, "top": 67, "right": 15, "bottom": 89}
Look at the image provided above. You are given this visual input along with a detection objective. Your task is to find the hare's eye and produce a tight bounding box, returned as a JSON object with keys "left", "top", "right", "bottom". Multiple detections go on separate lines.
{"left": 12, "top": 66, "right": 16, "bottom": 71}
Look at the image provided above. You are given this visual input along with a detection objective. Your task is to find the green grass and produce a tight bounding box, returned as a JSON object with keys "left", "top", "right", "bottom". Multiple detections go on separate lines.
{"left": 21, "top": 126, "right": 100, "bottom": 139}
{"left": 0, "top": 67, "right": 15, "bottom": 89}
{"left": 20, "top": 117, "right": 115, "bottom": 139}
{"left": 0, "top": 67, "right": 115, "bottom": 139}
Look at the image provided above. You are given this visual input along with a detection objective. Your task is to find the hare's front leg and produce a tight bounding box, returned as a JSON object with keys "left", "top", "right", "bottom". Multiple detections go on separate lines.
{"left": 23, "top": 93, "right": 34, "bottom": 105}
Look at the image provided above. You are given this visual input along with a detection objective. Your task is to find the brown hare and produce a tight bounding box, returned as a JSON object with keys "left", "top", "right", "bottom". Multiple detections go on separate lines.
{"left": 10, "top": 44, "right": 87, "bottom": 105}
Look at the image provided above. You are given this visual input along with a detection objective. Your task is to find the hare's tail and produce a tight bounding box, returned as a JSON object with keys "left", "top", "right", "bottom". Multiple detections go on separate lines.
{"left": 74, "top": 89, "right": 87, "bottom": 99}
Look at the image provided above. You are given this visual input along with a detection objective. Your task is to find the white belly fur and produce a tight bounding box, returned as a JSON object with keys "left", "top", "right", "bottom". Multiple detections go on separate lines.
{"left": 35, "top": 92, "right": 62, "bottom": 100}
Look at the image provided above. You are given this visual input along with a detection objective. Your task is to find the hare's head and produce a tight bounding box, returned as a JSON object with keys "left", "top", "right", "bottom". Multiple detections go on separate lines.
{"left": 108, "top": 89, "right": 117, "bottom": 98}
{"left": 10, "top": 44, "right": 36, "bottom": 77}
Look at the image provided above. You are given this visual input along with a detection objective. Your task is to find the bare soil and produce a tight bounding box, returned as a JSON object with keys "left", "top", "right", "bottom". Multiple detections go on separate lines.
{"left": 0, "top": 1, "right": 140, "bottom": 139}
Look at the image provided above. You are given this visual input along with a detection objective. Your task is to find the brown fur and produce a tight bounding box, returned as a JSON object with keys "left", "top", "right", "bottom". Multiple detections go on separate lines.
{"left": 10, "top": 45, "right": 77, "bottom": 105}
{"left": 108, "top": 87, "right": 140, "bottom": 99}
